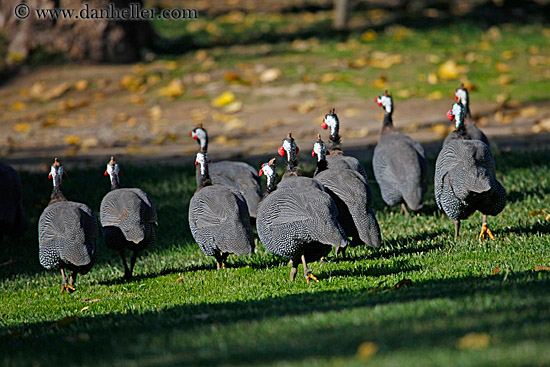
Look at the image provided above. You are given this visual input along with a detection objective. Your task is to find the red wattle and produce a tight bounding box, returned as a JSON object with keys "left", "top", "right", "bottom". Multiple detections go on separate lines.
{"left": 378, "top": 102, "right": 382, "bottom": 107}
{"left": 374, "top": 97, "right": 378, "bottom": 103}
{"left": 195, "top": 161, "right": 198, "bottom": 165}
{"left": 321, "top": 122, "right": 327, "bottom": 130}
{"left": 189, "top": 131, "right": 193, "bottom": 136}
{"left": 455, "top": 95, "right": 459, "bottom": 101}
{"left": 296, "top": 146, "right": 300, "bottom": 154}
{"left": 104, "top": 171, "right": 108, "bottom": 176}
{"left": 447, "top": 110, "right": 454, "bottom": 121}
{"left": 278, "top": 146, "right": 285, "bottom": 157}
{"left": 48, "top": 173, "right": 52, "bottom": 179}
{"left": 259, "top": 170, "right": 263, "bottom": 176}
{"left": 193, "top": 136, "right": 198, "bottom": 140}
{"left": 311, "top": 150, "right": 315, "bottom": 157}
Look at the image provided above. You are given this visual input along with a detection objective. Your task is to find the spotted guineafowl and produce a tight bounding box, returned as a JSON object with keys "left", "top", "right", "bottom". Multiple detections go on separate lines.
{"left": 0, "top": 163, "right": 28, "bottom": 240}
{"left": 443, "top": 84, "right": 490, "bottom": 147}
{"left": 320, "top": 108, "right": 368, "bottom": 180}
{"left": 372, "top": 91, "right": 428, "bottom": 214}
{"left": 38, "top": 158, "right": 97, "bottom": 293}
{"left": 188, "top": 151, "right": 254, "bottom": 269}
{"left": 257, "top": 134, "right": 349, "bottom": 282}
{"left": 100, "top": 157, "right": 157, "bottom": 280}
{"left": 312, "top": 135, "right": 381, "bottom": 256}
{"left": 190, "top": 124, "right": 262, "bottom": 219}
{"left": 435, "top": 102, "right": 506, "bottom": 239}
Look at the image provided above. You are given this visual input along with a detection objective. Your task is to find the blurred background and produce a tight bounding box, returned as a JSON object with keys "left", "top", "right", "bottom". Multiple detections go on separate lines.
{"left": 1, "top": 0, "right": 549, "bottom": 169}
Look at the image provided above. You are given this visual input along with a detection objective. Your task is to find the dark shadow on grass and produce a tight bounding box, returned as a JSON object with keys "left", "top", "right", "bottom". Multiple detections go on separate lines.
{"left": 501, "top": 221, "right": 550, "bottom": 236}
{"left": 2, "top": 270, "right": 550, "bottom": 366}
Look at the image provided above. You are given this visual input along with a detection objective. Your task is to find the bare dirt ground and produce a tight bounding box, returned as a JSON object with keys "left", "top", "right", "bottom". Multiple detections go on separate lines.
{"left": 1, "top": 64, "right": 550, "bottom": 172}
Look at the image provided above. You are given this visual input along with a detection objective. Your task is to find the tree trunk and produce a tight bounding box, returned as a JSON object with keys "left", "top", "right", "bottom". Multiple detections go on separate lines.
{"left": 0, "top": 0, "right": 158, "bottom": 67}
{"left": 332, "top": 0, "right": 348, "bottom": 30}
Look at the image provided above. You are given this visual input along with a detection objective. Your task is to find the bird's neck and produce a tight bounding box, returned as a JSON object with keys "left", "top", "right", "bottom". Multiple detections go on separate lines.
{"left": 110, "top": 176, "right": 120, "bottom": 190}
{"left": 314, "top": 156, "right": 328, "bottom": 176}
{"left": 196, "top": 163, "right": 211, "bottom": 191}
{"left": 265, "top": 176, "right": 277, "bottom": 194}
{"left": 49, "top": 185, "right": 67, "bottom": 205}
{"left": 381, "top": 112, "right": 394, "bottom": 135}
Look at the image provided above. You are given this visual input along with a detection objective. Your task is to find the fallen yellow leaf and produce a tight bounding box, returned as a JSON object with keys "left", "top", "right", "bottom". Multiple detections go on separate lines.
{"left": 519, "top": 106, "right": 538, "bottom": 118}
{"left": 11, "top": 101, "right": 27, "bottom": 111}
{"left": 496, "top": 75, "right": 514, "bottom": 86}
{"left": 361, "top": 30, "right": 376, "bottom": 42}
{"left": 457, "top": 332, "right": 490, "bottom": 350}
{"left": 158, "top": 79, "right": 185, "bottom": 99}
{"left": 371, "top": 76, "right": 387, "bottom": 89}
{"left": 427, "top": 91, "right": 443, "bottom": 100}
{"left": 438, "top": 60, "right": 460, "bottom": 80}
{"left": 534, "top": 265, "right": 550, "bottom": 272}
{"left": 223, "top": 101, "right": 243, "bottom": 114}
{"left": 211, "top": 91, "right": 236, "bottom": 108}
{"left": 493, "top": 267, "right": 501, "bottom": 275}
{"left": 427, "top": 72, "right": 438, "bottom": 85}
{"left": 259, "top": 68, "right": 282, "bottom": 83}
{"left": 74, "top": 80, "right": 88, "bottom": 91}
{"left": 356, "top": 342, "right": 378, "bottom": 359}
{"left": 65, "top": 135, "right": 81, "bottom": 145}
{"left": 41, "top": 82, "right": 71, "bottom": 101}
{"left": 148, "top": 105, "right": 163, "bottom": 121}
{"left": 12, "top": 123, "right": 30, "bottom": 133}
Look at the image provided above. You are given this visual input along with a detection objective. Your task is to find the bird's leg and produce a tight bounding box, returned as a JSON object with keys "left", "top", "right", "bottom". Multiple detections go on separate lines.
{"left": 479, "top": 215, "right": 495, "bottom": 241}
{"left": 334, "top": 246, "right": 347, "bottom": 260}
{"left": 60, "top": 269, "right": 75, "bottom": 293}
{"left": 302, "top": 254, "right": 318, "bottom": 283}
{"left": 214, "top": 251, "right": 223, "bottom": 270}
{"left": 289, "top": 258, "right": 298, "bottom": 281}
{"left": 129, "top": 251, "right": 139, "bottom": 278}
{"left": 454, "top": 220, "right": 461, "bottom": 240}
{"left": 401, "top": 203, "right": 410, "bottom": 216}
{"left": 119, "top": 248, "right": 131, "bottom": 280}
{"left": 221, "top": 252, "right": 229, "bottom": 268}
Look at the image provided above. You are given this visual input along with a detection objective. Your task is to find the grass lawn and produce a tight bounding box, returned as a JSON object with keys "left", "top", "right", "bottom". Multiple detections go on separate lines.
{"left": 1, "top": 147, "right": 550, "bottom": 366}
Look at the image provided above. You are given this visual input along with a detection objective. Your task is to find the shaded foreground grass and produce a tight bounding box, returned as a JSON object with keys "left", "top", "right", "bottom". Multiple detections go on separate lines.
{"left": 1, "top": 148, "right": 550, "bottom": 366}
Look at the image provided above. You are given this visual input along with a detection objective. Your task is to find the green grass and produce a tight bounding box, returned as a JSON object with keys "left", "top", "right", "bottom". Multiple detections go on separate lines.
{"left": 1, "top": 148, "right": 550, "bottom": 366}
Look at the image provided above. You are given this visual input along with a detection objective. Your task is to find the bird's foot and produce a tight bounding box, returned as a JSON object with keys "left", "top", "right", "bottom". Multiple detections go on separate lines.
{"left": 60, "top": 284, "right": 75, "bottom": 293}
{"left": 306, "top": 273, "right": 319, "bottom": 283}
{"left": 479, "top": 223, "right": 495, "bottom": 241}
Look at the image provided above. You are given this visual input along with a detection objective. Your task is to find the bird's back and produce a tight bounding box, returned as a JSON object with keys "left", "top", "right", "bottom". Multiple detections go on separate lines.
{"left": 373, "top": 132, "right": 428, "bottom": 209}
{"left": 198, "top": 161, "right": 262, "bottom": 218}
{"left": 314, "top": 168, "right": 381, "bottom": 248}
{"left": 100, "top": 188, "right": 157, "bottom": 247}
{"left": 257, "top": 180, "right": 348, "bottom": 260}
{"left": 189, "top": 185, "right": 254, "bottom": 256}
{"left": 435, "top": 139, "right": 505, "bottom": 220}
{"left": 326, "top": 155, "right": 368, "bottom": 180}
{"left": 39, "top": 201, "right": 97, "bottom": 270}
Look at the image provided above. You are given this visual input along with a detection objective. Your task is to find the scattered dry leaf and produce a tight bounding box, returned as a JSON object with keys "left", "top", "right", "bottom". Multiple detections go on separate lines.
{"left": 158, "top": 79, "right": 185, "bottom": 99}
{"left": 493, "top": 267, "right": 501, "bottom": 275}
{"left": 427, "top": 72, "right": 438, "bottom": 85}
{"left": 431, "top": 123, "right": 449, "bottom": 137}
{"left": 370, "top": 52, "right": 402, "bottom": 69}
{"left": 427, "top": 91, "right": 443, "bottom": 100}
{"left": 83, "top": 298, "right": 101, "bottom": 303}
{"left": 343, "top": 108, "right": 361, "bottom": 118}
{"left": 496, "top": 75, "right": 514, "bottom": 85}
{"left": 496, "top": 62, "right": 510, "bottom": 73}
{"left": 213, "top": 135, "right": 240, "bottom": 146}
{"left": 519, "top": 106, "right": 538, "bottom": 118}
{"left": 457, "top": 332, "right": 490, "bottom": 350}
{"left": 211, "top": 91, "right": 236, "bottom": 107}
{"left": 361, "top": 30, "right": 376, "bottom": 42}
{"left": 148, "top": 105, "right": 163, "bottom": 121}
{"left": 534, "top": 265, "right": 550, "bottom": 272}
{"left": 41, "top": 82, "right": 71, "bottom": 101}
{"left": 344, "top": 127, "right": 369, "bottom": 138}
{"left": 52, "top": 315, "right": 78, "bottom": 328}
{"left": 80, "top": 306, "right": 90, "bottom": 312}
{"left": 12, "top": 123, "right": 30, "bottom": 133}
{"left": 260, "top": 68, "right": 282, "bottom": 83}
{"left": 356, "top": 342, "right": 378, "bottom": 359}
{"left": 438, "top": 60, "right": 460, "bottom": 80}
{"left": 371, "top": 76, "right": 387, "bottom": 89}
{"left": 65, "top": 135, "right": 81, "bottom": 145}
{"left": 223, "top": 101, "right": 243, "bottom": 114}
{"left": 74, "top": 80, "right": 88, "bottom": 91}
{"left": 10, "top": 101, "right": 27, "bottom": 111}
{"left": 391, "top": 278, "right": 412, "bottom": 290}
{"left": 501, "top": 50, "right": 515, "bottom": 60}
{"left": 177, "top": 276, "right": 184, "bottom": 282}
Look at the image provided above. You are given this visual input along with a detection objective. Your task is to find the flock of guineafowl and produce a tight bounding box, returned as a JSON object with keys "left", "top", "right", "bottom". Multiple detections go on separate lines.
{"left": 0, "top": 84, "right": 506, "bottom": 291}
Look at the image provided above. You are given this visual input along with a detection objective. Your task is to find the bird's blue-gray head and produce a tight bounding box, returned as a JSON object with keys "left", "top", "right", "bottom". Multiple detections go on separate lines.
{"left": 447, "top": 102, "right": 466, "bottom": 129}
{"left": 278, "top": 132, "right": 299, "bottom": 162}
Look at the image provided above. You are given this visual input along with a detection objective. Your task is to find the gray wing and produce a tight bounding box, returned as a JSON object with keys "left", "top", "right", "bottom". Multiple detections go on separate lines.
{"left": 327, "top": 155, "right": 368, "bottom": 180}
{"left": 39, "top": 202, "right": 97, "bottom": 269}
{"left": 188, "top": 185, "right": 254, "bottom": 256}
{"left": 315, "top": 169, "right": 381, "bottom": 248}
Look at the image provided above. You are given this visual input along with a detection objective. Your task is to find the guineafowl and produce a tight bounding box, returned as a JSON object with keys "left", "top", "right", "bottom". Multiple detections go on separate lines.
{"left": 435, "top": 102, "right": 506, "bottom": 239}
{"left": 100, "top": 157, "right": 157, "bottom": 280}
{"left": 257, "top": 134, "right": 349, "bottom": 282}
{"left": 38, "top": 158, "right": 97, "bottom": 293}
{"left": 312, "top": 135, "right": 381, "bottom": 257}
{"left": 0, "top": 163, "right": 28, "bottom": 241}
{"left": 443, "top": 84, "right": 490, "bottom": 147}
{"left": 372, "top": 91, "right": 429, "bottom": 214}
{"left": 188, "top": 151, "right": 254, "bottom": 269}
{"left": 320, "top": 108, "right": 368, "bottom": 180}
{"left": 190, "top": 124, "right": 262, "bottom": 219}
